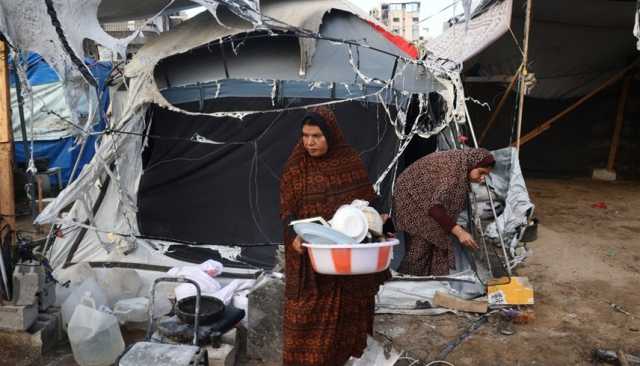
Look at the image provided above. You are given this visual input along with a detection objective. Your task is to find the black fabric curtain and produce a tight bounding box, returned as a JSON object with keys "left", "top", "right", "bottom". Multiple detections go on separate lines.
{"left": 137, "top": 98, "right": 399, "bottom": 267}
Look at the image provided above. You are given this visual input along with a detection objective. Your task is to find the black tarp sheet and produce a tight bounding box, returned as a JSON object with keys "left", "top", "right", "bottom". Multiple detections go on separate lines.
{"left": 137, "top": 98, "right": 399, "bottom": 267}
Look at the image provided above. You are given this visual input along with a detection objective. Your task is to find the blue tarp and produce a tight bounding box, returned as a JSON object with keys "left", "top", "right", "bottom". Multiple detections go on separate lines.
{"left": 10, "top": 53, "right": 112, "bottom": 186}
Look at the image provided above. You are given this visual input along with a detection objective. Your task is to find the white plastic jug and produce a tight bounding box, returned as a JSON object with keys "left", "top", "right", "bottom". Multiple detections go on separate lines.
{"left": 61, "top": 277, "right": 108, "bottom": 328}
{"left": 68, "top": 294, "right": 125, "bottom": 366}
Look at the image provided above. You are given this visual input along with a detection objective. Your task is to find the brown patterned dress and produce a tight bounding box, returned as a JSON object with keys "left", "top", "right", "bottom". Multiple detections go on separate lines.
{"left": 392, "top": 148, "right": 493, "bottom": 276}
{"left": 279, "top": 106, "right": 389, "bottom": 366}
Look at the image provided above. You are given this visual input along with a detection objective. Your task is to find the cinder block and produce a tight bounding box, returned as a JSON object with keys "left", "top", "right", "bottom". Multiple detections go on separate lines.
{"left": 206, "top": 343, "right": 236, "bottom": 366}
{"left": 29, "top": 308, "right": 64, "bottom": 353}
{"left": 38, "top": 279, "right": 56, "bottom": 311}
{"left": 0, "top": 305, "right": 38, "bottom": 331}
{"left": 12, "top": 263, "right": 43, "bottom": 306}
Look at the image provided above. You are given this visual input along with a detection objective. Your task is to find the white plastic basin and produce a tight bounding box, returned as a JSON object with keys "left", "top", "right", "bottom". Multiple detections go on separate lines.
{"left": 302, "top": 239, "right": 399, "bottom": 275}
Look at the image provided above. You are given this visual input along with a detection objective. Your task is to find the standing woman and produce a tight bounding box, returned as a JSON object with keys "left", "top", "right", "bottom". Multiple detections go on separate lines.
{"left": 279, "top": 106, "right": 389, "bottom": 366}
{"left": 392, "top": 148, "right": 495, "bottom": 276}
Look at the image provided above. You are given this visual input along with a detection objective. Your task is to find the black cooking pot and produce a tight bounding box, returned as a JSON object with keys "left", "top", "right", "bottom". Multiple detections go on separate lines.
{"left": 175, "top": 295, "right": 225, "bottom": 325}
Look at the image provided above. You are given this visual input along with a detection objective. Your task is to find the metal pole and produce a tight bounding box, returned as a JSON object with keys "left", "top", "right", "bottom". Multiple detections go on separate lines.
{"left": 515, "top": 0, "right": 533, "bottom": 152}
{"left": 12, "top": 53, "right": 38, "bottom": 223}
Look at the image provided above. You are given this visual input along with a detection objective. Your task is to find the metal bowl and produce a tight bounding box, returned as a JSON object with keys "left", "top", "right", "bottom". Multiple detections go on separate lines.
{"left": 175, "top": 295, "right": 225, "bottom": 325}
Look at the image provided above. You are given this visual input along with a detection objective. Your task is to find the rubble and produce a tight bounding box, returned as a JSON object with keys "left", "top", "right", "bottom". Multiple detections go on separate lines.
{"left": 246, "top": 273, "right": 284, "bottom": 363}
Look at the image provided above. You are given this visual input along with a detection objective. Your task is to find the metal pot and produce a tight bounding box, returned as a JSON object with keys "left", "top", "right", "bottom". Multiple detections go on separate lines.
{"left": 175, "top": 295, "right": 225, "bottom": 325}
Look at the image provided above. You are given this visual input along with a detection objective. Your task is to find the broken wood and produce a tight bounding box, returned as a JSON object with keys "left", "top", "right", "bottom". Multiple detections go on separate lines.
{"left": 607, "top": 75, "right": 632, "bottom": 172}
{"left": 514, "top": 58, "right": 640, "bottom": 147}
{"left": 479, "top": 66, "right": 521, "bottom": 145}
{"left": 433, "top": 291, "right": 488, "bottom": 314}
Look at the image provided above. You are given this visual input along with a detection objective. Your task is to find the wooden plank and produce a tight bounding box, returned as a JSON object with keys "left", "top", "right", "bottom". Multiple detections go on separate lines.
{"left": 433, "top": 291, "right": 488, "bottom": 314}
{"left": 607, "top": 76, "right": 632, "bottom": 172}
{"left": 0, "top": 40, "right": 15, "bottom": 233}
{"left": 478, "top": 66, "right": 520, "bottom": 145}
{"left": 515, "top": 58, "right": 640, "bottom": 147}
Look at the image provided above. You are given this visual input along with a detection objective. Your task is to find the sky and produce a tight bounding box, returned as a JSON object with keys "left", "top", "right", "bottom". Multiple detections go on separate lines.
{"left": 184, "top": 0, "right": 469, "bottom": 38}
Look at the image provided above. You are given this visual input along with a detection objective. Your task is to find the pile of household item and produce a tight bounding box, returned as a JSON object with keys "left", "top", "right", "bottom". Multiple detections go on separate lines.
{"left": 292, "top": 200, "right": 398, "bottom": 275}
{"left": 54, "top": 259, "right": 249, "bottom": 366}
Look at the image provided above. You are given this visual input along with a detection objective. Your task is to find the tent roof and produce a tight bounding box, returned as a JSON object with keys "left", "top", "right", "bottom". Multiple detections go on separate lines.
{"left": 429, "top": 0, "right": 638, "bottom": 99}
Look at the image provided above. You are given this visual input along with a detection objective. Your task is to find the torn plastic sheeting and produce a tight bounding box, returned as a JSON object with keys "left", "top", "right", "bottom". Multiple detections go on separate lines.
{"left": 635, "top": 1, "right": 640, "bottom": 50}
{"left": 35, "top": 110, "right": 146, "bottom": 226}
{"left": 160, "top": 79, "right": 405, "bottom": 106}
{"left": 485, "top": 147, "right": 534, "bottom": 248}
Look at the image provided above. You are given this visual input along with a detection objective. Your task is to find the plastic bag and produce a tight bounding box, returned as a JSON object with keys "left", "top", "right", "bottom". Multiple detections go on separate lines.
{"left": 95, "top": 268, "right": 143, "bottom": 306}
{"left": 62, "top": 277, "right": 108, "bottom": 328}
{"left": 113, "top": 297, "right": 149, "bottom": 324}
{"left": 168, "top": 265, "right": 222, "bottom": 301}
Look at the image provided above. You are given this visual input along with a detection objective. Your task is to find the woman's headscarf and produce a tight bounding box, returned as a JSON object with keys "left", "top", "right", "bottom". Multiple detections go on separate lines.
{"left": 279, "top": 106, "right": 386, "bottom": 298}
{"left": 392, "top": 148, "right": 494, "bottom": 275}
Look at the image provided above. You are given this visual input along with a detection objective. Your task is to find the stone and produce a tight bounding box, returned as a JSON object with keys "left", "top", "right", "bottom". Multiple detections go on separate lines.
{"left": 0, "top": 304, "right": 38, "bottom": 331}
{"left": 205, "top": 343, "right": 236, "bottom": 366}
{"left": 246, "top": 273, "right": 284, "bottom": 364}
{"left": 592, "top": 168, "right": 617, "bottom": 181}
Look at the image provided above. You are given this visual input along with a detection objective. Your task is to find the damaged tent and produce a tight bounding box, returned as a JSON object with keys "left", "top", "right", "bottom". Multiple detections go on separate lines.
{"left": 429, "top": 0, "right": 640, "bottom": 178}
{"left": 10, "top": 52, "right": 111, "bottom": 187}
{"left": 31, "top": 0, "right": 471, "bottom": 281}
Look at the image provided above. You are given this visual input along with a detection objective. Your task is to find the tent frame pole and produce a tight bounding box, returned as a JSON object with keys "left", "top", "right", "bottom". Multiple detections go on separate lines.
{"left": 514, "top": 58, "right": 640, "bottom": 147}
{"left": 515, "top": 0, "right": 533, "bottom": 152}
{"left": 0, "top": 40, "right": 16, "bottom": 238}
{"left": 607, "top": 75, "right": 632, "bottom": 172}
{"left": 478, "top": 65, "right": 521, "bottom": 145}
{"left": 11, "top": 53, "right": 38, "bottom": 225}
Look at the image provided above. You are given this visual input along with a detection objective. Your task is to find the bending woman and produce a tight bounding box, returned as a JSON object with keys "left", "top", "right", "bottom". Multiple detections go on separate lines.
{"left": 392, "top": 148, "right": 495, "bottom": 276}
{"left": 279, "top": 106, "right": 389, "bottom": 366}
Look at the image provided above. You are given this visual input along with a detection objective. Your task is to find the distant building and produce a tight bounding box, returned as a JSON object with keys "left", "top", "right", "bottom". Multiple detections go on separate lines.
{"left": 378, "top": 1, "right": 421, "bottom": 42}
{"left": 98, "top": 12, "right": 187, "bottom": 60}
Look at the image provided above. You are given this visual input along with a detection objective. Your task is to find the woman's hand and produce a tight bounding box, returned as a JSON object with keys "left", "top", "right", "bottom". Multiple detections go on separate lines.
{"left": 292, "top": 235, "right": 305, "bottom": 254}
{"left": 451, "top": 225, "right": 479, "bottom": 250}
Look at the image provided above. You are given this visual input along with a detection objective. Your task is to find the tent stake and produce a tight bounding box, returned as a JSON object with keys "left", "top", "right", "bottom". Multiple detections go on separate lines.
{"left": 607, "top": 75, "right": 632, "bottom": 172}
{"left": 515, "top": 0, "right": 533, "bottom": 152}
{"left": 515, "top": 58, "right": 640, "bottom": 147}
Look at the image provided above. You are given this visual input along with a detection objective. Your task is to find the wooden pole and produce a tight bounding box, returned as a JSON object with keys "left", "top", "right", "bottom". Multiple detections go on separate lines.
{"left": 0, "top": 40, "right": 16, "bottom": 237}
{"left": 478, "top": 66, "right": 521, "bottom": 145}
{"left": 607, "top": 75, "right": 632, "bottom": 172}
{"left": 515, "top": 0, "right": 533, "bottom": 152}
{"left": 515, "top": 58, "right": 640, "bottom": 147}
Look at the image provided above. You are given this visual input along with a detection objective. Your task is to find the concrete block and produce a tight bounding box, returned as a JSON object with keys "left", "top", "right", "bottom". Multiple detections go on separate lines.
{"left": 205, "top": 343, "right": 236, "bottom": 366}
{"left": 0, "top": 305, "right": 38, "bottom": 331}
{"left": 39, "top": 279, "right": 56, "bottom": 311}
{"left": 592, "top": 168, "right": 617, "bottom": 181}
{"left": 12, "top": 262, "right": 44, "bottom": 306}
{"left": 220, "top": 328, "right": 237, "bottom": 346}
{"left": 28, "top": 308, "right": 65, "bottom": 353}
{"left": 246, "top": 274, "right": 284, "bottom": 364}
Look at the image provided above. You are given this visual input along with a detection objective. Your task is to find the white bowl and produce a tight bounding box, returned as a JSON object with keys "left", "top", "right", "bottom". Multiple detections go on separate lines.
{"left": 302, "top": 239, "right": 399, "bottom": 275}
{"left": 329, "top": 205, "right": 369, "bottom": 243}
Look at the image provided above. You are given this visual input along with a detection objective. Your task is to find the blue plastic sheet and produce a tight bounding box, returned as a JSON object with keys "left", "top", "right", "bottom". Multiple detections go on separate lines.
{"left": 11, "top": 52, "right": 111, "bottom": 185}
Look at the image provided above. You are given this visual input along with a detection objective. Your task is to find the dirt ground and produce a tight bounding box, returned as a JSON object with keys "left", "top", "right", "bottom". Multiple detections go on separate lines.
{"left": 2, "top": 178, "right": 639, "bottom": 366}
{"left": 376, "top": 178, "right": 640, "bottom": 365}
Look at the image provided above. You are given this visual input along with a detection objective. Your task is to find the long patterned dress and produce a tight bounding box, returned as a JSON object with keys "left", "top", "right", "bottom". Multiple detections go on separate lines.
{"left": 279, "top": 106, "right": 389, "bottom": 366}
{"left": 392, "top": 148, "right": 493, "bottom": 276}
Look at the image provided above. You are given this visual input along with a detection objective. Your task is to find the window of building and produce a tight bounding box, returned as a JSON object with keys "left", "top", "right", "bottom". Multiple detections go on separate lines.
{"left": 406, "top": 3, "right": 419, "bottom": 12}
{"left": 393, "top": 17, "right": 400, "bottom": 22}
{"left": 413, "top": 17, "right": 420, "bottom": 22}
{"left": 392, "top": 28, "right": 400, "bottom": 34}
{"left": 389, "top": 4, "right": 402, "bottom": 11}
